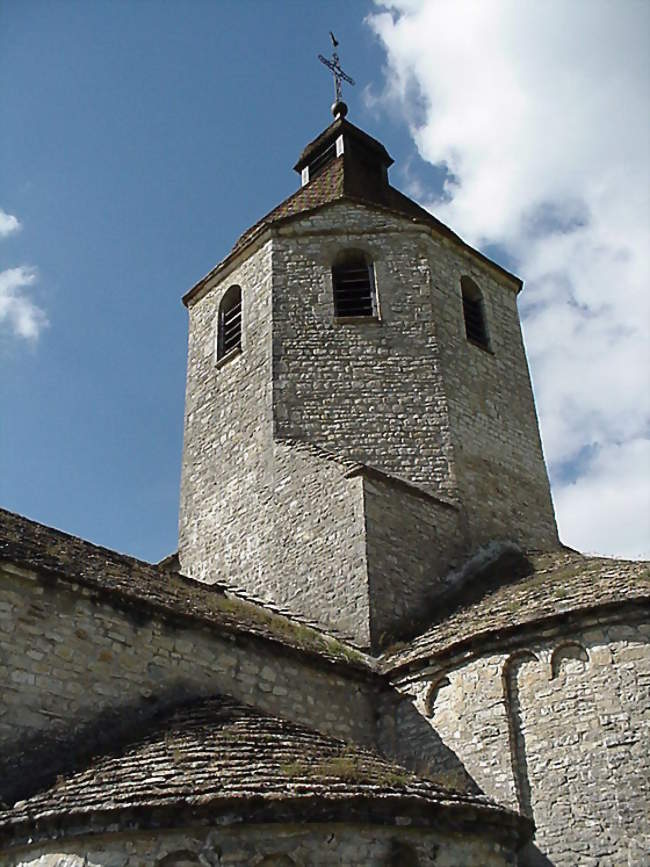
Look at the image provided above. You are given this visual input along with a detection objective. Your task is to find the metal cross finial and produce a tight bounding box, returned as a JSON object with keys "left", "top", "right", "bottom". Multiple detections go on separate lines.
{"left": 318, "top": 32, "right": 355, "bottom": 115}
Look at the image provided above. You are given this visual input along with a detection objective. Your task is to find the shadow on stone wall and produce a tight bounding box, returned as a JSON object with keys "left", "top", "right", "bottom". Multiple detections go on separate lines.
{"left": 503, "top": 650, "right": 538, "bottom": 819}
{"left": 518, "top": 841, "right": 555, "bottom": 866}
{"left": 378, "top": 691, "right": 482, "bottom": 795}
{"left": 378, "top": 689, "right": 557, "bottom": 865}
{"left": 0, "top": 681, "right": 198, "bottom": 806}
{"left": 383, "top": 548, "right": 535, "bottom": 648}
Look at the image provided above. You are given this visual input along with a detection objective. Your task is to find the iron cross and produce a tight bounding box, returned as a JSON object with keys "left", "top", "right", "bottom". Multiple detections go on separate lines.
{"left": 318, "top": 32, "right": 355, "bottom": 103}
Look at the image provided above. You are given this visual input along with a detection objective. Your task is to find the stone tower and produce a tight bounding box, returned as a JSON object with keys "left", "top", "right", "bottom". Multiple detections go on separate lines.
{"left": 178, "top": 113, "right": 558, "bottom": 651}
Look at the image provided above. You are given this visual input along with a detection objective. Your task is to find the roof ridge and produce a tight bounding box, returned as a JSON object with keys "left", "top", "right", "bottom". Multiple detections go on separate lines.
{"left": 276, "top": 436, "right": 363, "bottom": 472}
{"left": 277, "top": 437, "right": 458, "bottom": 511}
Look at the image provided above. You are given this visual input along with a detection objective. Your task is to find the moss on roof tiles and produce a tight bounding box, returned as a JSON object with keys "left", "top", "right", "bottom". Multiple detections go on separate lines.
{"left": 0, "top": 694, "right": 531, "bottom": 847}
{"left": 0, "top": 507, "right": 374, "bottom": 673}
{"left": 382, "top": 548, "right": 650, "bottom": 673}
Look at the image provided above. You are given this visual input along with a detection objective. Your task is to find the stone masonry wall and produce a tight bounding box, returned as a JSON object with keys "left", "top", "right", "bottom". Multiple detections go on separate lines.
{"left": 2, "top": 822, "right": 518, "bottom": 867}
{"left": 178, "top": 239, "right": 274, "bottom": 587}
{"left": 426, "top": 234, "right": 558, "bottom": 550}
{"left": 268, "top": 441, "right": 369, "bottom": 643}
{"left": 179, "top": 198, "right": 558, "bottom": 646}
{"left": 272, "top": 203, "right": 456, "bottom": 501}
{"left": 0, "top": 564, "right": 378, "bottom": 786}
{"left": 178, "top": 240, "right": 372, "bottom": 644}
{"left": 362, "top": 474, "right": 464, "bottom": 648}
{"left": 389, "top": 617, "right": 650, "bottom": 867}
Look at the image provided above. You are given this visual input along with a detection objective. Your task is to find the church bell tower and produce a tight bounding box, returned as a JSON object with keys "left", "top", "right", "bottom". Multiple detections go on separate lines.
{"left": 178, "top": 68, "right": 558, "bottom": 651}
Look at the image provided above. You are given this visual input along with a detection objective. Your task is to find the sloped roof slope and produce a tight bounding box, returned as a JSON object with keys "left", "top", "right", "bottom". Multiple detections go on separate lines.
{"left": 184, "top": 118, "right": 522, "bottom": 305}
{"left": 382, "top": 548, "right": 650, "bottom": 673}
{"left": 0, "top": 694, "right": 530, "bottom": 846}
{"left": 0, "top": 507, "right": 372, "bottom": 670}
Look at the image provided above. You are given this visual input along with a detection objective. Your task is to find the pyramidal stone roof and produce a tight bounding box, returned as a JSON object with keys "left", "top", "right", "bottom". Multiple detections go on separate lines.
{"left": 0, "top": 694, "right": 531, "bottom": 848}
{"left": 183, "top": 117, "right": 522, "bottom": 306}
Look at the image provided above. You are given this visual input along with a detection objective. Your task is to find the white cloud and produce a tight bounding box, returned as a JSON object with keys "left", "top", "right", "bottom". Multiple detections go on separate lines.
{"left": 0, "top": 208, "right": 21, "bottom": 238}
{"left": 554, "top": 439, "right": 650, "bottom": 560}
{"left": 369, "top": 0, "right": 650, "bottom": 559}
{"left": 0, "top": 206, "right": 48, "bottom": 343}
{"left": 0, "top": 266, "right": 48, "bottom": 341}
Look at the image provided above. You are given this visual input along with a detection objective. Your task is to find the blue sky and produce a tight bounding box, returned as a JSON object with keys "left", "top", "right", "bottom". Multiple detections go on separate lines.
{"left": 0, "top": 1, "right": 415, "bottom": 560}
{"left": 2, "top": 1, "right": 648, "bottom": 561}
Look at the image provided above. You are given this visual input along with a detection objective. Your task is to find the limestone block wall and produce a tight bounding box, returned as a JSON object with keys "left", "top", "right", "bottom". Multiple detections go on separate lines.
{"left": 426, "top": 234, "right": 558, "bottom": 550}
{"left": 266, "top": 441, "right": 369, "bottom": 642}
{"left": 178, "top": 237, "right": 373, "bottom": 644}
{"left": 178, "top": 239, "right": 274, "bottom": 586}
{"left": 362, "top": 474, "right": 464, "bottom": 647}
{"left": 179, "top": 198, "right": 558, "bottom": 641}
{"left": 390, "top": 616, "right": 650, "bottom": 866}
{"left": 0, "top": 564, "right": 378, "bottom": 801}
{"left": 1, "top": 822, "right": 519, "bottom": 867}
{"left": 272, "top": 204, "right": 456, "bottom": 501}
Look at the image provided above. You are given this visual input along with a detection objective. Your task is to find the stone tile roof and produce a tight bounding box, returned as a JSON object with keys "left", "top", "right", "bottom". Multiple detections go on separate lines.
{"left": 183, "top": 120, "right": 521, "bottom": 306}
{"left": 0, "top": 694, "right": 530, "bottom": 846}
{"left": 229, "top": 118, "right": 501, "bottom": 267}
{"left": 0, "top": 507, "right": 373, "bottom": 672}
{"left": 232, "top": 151, "right": 347, "bottom": 255}
{"left": 382, "top": 548, "right": 650, "bottom": 673}
{"left": 226, "top": 163, "right": 467, "bottom": 263}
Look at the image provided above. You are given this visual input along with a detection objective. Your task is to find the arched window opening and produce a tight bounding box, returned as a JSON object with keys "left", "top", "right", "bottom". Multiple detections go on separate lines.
{"left": 332, "top": 250, "right": 377, "bottom": 318}
{"left": 424, "top": 675, "right": 451, "bottom": 718}
{"left": 551, "top": 642, "right": 589, "bottom": 679}
{"left": 461, "top": 276, "right": 489, "bottom": 348}
{"left": 217, "top": 285, "right": 242, "bottom": 362}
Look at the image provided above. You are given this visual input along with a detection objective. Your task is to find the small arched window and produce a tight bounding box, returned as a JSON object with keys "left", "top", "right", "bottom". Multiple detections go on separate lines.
{"left": 332, "top": 250, "right": 377, "bottom": 319}
{"left": 217, "top": 285, "right": 242, "bottom": 362}
{"left": 424, "top": 675, "right": 451, "bottom": 718}
{"left": 461, "top": 276, "right": 489, "bottom": 349}
{"left": 551, "top": 642, "right": 589, "bottom": 679}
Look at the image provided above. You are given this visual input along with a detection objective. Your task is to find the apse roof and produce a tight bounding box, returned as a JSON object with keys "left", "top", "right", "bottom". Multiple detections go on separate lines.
{"left": 0, "top": 694, "right": 531, "bottom": 847}
{"left": 381, "top": 547, "right": 650, "bottom": 674}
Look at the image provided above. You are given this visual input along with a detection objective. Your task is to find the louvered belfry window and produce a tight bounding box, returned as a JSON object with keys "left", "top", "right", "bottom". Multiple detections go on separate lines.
{"left": 308, "top": 141, "right": 337, "bottom": 179}
{"left": 461, "top": 276, "right": 489, "bottom": 348}
{"left": 217, "top": 285, "right": 242, "bottom": 361}
{"left": 332, "top": 251, "right": 376, "bottom": 318}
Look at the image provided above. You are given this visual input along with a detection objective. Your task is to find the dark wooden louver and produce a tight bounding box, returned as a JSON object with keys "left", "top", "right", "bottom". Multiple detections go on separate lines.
{"left": 332, "top": 262, "right": 375, "bottom": 317}
{"left": 463, "top": 295, "right": 488, "bottom": 347}
{"left": 308, "top": 142, "right": 337, "bottom": 179}
{"left": 218, "top": 286, "right": 242, "bottom": 360}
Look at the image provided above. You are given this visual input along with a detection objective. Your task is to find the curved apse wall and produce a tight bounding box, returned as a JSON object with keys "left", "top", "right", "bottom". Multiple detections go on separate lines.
{"left": 413, "top": 618, "right": 650, "bottom": 866}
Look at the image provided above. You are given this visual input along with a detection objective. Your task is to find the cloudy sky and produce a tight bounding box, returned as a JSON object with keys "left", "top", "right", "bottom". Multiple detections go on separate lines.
{"left": 2, "top": 1, "right": 648, "bottom": 560}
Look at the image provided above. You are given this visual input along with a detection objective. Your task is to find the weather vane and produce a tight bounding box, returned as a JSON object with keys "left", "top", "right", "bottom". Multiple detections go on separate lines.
{"left": 318, "top": 32, "right": 355, "bottom": 118}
